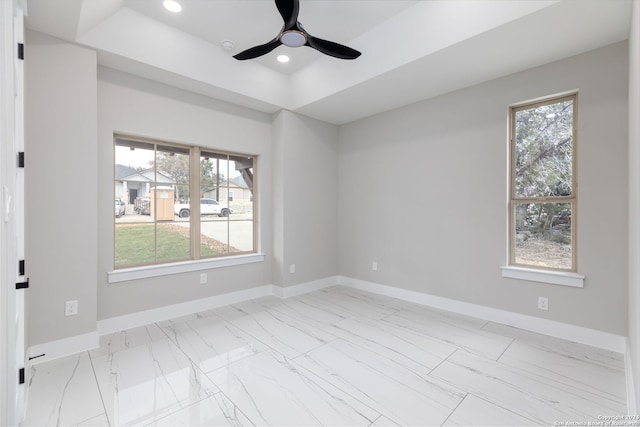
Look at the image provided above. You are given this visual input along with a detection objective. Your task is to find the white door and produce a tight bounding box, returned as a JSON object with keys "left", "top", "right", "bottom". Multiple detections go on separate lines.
{"left": 1, "top": 0, "right": 26, "bottom": 424}
{"left": 13, "top": 2, "right": 26, "bottom": 423}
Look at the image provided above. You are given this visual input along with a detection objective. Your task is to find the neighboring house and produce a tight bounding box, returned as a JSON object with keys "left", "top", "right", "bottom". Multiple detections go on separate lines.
{"left": 203, "top": 175, "right": 253, "bottom": 213}
{"left": 228, "top": 175, "right": 253, "bottom": 203}
{"left": 115, "top": 164, "right": 176, "bottom": 205}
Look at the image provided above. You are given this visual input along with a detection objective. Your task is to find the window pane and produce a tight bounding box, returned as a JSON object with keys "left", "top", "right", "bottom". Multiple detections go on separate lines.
{"left": 153, "top": 147, "right": 190, "bottom": 261}
{"left": 115, "top": 141, "right": 157, "bottom": 268}
{"left": 199, "top": 154, "right": 255, "bottom": 256}
{"left": 156, "top": 222, "right": 190, "bottom": 262}
{"left": 115, "top": 223, "right": 156, "bottom": 267}
{"left": 201, "top": 155, "right": 230, "bottom": 254}
{"left": 174, "top": 185, "right": 190, "bottom": 220}
{"left": 513, "top": 202, "right": 572, "bottom": 269}
{"left": 115, "top": 140, "right": 192, "bottom": 268}
{"left": 156, "top": 145, "right": 190, "bottom": 185}
{"left": 229, "top": 155, "right": 254, "bottom": 253}
{"left": 230, "top": 219, "right": 253, "bottom": 253}
{"left": 115, "top": 142, "right": 155, "bottom": 223}
{"left": 514, "top": 99, "right": 573, "bottom": 198}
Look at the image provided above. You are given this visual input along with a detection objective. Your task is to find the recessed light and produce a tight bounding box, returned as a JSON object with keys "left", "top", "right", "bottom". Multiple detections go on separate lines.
{"left": 163, "top": 0, "right": 182, "bottom": 13}
{"left": 277, "top": 55, "right": 290, "bottom": 63}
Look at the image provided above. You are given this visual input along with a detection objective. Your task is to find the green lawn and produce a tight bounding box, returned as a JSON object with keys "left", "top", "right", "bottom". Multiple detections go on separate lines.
{"left": 115, "top": 223, "right": 219, "bottom": 267}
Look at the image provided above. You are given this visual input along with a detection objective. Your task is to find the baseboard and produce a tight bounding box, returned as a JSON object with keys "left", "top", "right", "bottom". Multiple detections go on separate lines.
{"left": 28, "top": 331, "right": 99, "bottom": 365}
{"left": 626, "top": 338, "right": 638, "bottom": 414}
{"left": 272, "top": 276, "right": 339, "bottom": 298}
{"left": 28, "top": 275, "right": 625, "bottom": 367}
{"left": 27, "top": 279, "right": 338, "bottom": 365}
{"left": 97, "top": 284, "right": 275, "bottom": 336}
{"left": 338, "top": 276, "right": 626, "bottom": 353}
{"left": 98, "top": 278, "right": 339, "bottom": 335}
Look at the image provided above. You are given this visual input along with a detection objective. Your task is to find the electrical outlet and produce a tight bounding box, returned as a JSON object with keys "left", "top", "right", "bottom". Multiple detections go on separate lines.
{"left": 372, "top": 262, "right": 378, "bottom": 271}
{"left": 65, "top": 300, "right": 78, "bottom": 316}
{"left": 200, "top": 273, "right": 207, "bottom": 284}
{"left": 538, "top": 296, "right": 549, "bottom": 311}
{"left": 290, "top": 264, "right": 296, "bottom": 274}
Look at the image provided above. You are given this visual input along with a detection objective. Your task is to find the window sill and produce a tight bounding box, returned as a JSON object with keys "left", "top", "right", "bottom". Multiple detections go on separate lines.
{"left": 108, "top": 253, "right": 266, "bottom": 284}
{"left": 500, "top": 266, "right": 584, "bottom": 288}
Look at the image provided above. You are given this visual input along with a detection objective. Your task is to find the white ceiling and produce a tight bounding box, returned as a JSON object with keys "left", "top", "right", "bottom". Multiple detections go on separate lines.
{"left": 25, "top": 0, "right": 632, "bottom": 125}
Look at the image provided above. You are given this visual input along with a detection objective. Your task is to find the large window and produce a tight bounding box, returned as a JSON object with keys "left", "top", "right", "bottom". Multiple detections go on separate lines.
{"left": 509, "top": 94, "right": 576, "bottom": 271}
{"left": 114, "top": 136, "right": 256, "bottom": 269}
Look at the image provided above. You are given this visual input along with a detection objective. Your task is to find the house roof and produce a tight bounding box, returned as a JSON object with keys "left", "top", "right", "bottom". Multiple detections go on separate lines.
{"left": 229, "top": 175, "right": 248, "bottom": 189}
{"left": 116, "top": 166, "right": 176, "bottom": 184}
{"left": 115, "top": 164, "right": 138, "bottom": 181}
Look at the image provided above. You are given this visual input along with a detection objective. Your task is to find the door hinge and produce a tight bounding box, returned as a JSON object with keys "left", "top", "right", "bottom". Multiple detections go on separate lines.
{"left": 18, "top": 152, "right": 24, "bottom": 168}
{"left": 19, "top": 368, "right": 25, "bottom": 385}
{"left": 19, "top": 259, "right": 25, "bottom": 276}
{"left": 16, "top": 278, "right": 29, "bottom": 289}
{"left": 17, "top": 43, "right": 24, "bottom": 60}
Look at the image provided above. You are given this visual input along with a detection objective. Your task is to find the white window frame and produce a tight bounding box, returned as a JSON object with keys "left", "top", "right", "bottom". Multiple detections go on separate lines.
{"left": 501, "top": 93, "right": 584, "bottom": 287}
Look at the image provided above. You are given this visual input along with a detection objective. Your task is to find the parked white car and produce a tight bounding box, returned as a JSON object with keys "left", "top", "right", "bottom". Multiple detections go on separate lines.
{"left": 115, "top": 199, "right": 126, "bottom": 218}
{"left": 174, "top": 198, "right": 231, "bottom": 218}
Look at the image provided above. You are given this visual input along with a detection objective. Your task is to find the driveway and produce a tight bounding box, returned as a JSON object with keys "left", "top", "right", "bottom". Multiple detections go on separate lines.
{"left": 174, "top": 214, "right": 254, "bottom": 252}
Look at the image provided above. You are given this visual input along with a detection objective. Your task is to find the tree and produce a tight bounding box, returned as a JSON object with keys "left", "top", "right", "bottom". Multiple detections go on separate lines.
{"left": 154, "top": 152, "right": 227, "bottom": 201}
{"left": 515, "top": 100, "right": 573, "bottom": 199}
{"left": 514, "top": 99, "right": 574, "bottom": 235}
{"left": 155, "top": 151, "right": 190, "bottom": 202}
{"left": 156, "top": 151, "right": 189, "bottom": 184}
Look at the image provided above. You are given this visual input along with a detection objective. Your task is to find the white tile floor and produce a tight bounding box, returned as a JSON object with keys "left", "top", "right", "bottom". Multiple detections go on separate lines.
{"left": 21, "top": 286, "right": 628, "bottom": 427}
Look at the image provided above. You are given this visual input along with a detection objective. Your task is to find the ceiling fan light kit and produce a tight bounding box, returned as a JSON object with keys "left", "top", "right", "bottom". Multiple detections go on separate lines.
{"left": 280, "top": 30, "right": 306, "bottom": 47}
{"left": 233, "top": 0, "right": 361, "bottom": 61}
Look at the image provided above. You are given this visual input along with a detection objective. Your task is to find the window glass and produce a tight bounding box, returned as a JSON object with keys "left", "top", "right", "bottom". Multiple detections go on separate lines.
{"left": 115, "top": 141, "right": 156, "bottom": 268}
{"left": 155, "top": 145, "right": 191, "bottom": 262}
{"left": 198, "top": 152, "right": 255, "bottom": 257}
{"left": 228, "top": 155, "right": 255, "bottom": 254}
{"left": 514, "top": 99, "right": 574, "bottom": 199}
{"left": 513, "top": 202, "right": 573, "bottom": 270}
{"left": 510, "top": 95, "right": 576, "bottom": 271}
{"left": 115, "top": 137, "right": 256, "bottom": 269}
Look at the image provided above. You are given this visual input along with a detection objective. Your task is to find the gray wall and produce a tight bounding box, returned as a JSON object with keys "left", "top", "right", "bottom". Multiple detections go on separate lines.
{"left": 24, "top": 31, "right": 340, "bottom": 344}
{"left": 271, "top": 110, "right": 339, "bottom": 287}
{"left": 338, "top": 42, "right": 629, "bottom": 335}
{"left": 24, "top": 27, "right": 632, "bottom": 363}
{"left": 627, "top": 0, "right": 640, "bottom": 412}
{"left": 25, "top": 31, "right": 98, "bottom": 344}
{"left": 96, "top": 68, "right": 274, "bottom": 320}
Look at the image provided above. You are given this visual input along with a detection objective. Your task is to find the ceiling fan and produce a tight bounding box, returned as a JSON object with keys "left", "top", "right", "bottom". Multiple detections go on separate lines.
{"left": 233, "top": 0, "right": 361, "bottom": 61}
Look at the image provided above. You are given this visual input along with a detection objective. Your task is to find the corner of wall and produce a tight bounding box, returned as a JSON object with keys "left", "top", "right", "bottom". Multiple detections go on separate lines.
{"left": 271, "top": 110, "right": 286, "bottom": 287}
{"left": 270, "top": 110, "right": 339, "bottom": 288}
{"left": 628, "top": 0, "right": 640, "bottom": 414}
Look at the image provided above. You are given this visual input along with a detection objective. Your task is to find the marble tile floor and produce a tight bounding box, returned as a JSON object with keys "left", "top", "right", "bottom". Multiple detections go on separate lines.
{"left": 21, "top": 286, "right": 628, "bottom": 427}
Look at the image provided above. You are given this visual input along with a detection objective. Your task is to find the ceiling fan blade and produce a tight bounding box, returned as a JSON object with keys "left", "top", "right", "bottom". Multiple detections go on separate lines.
{"left": 307, "top": 36, "right": 361, "bottom": 60}
{"left": 275, "top": 0, "right": 299, "bottom": 29}
{"left": 233, "top": 38, "right": 282, "bottom": 60}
